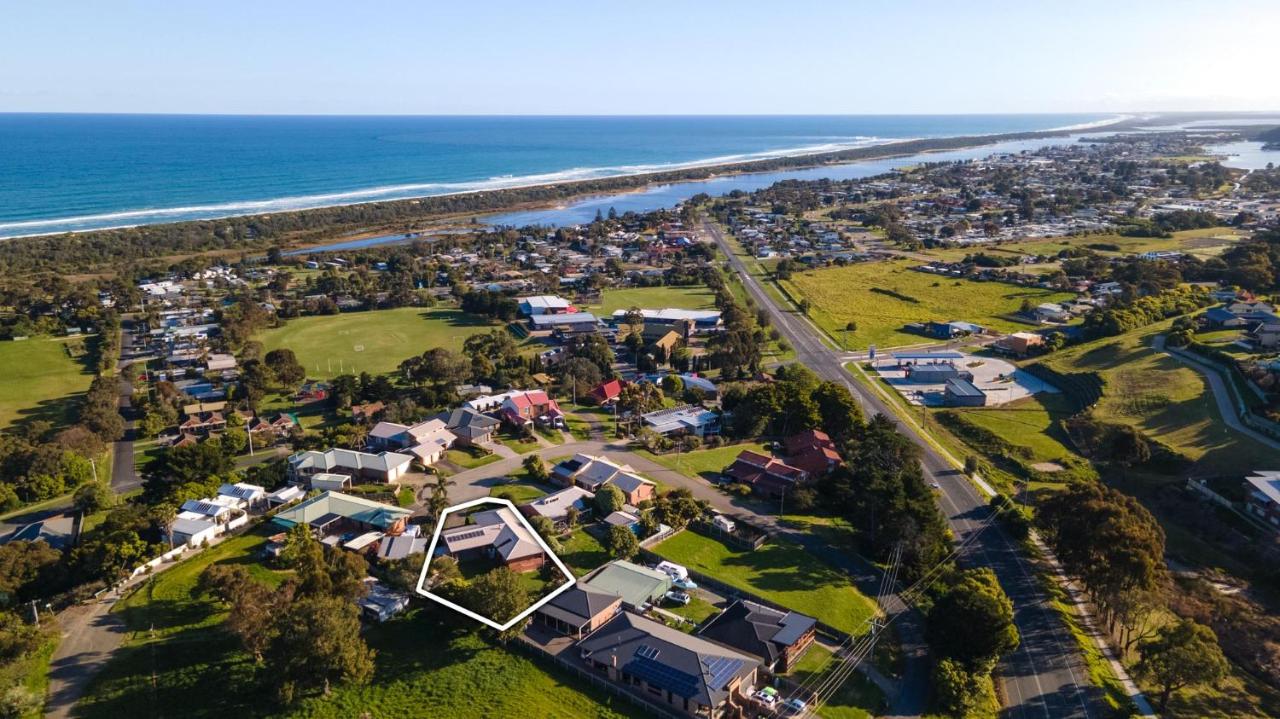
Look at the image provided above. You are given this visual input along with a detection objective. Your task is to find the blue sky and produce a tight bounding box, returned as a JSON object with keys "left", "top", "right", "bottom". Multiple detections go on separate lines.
{"left": 2, "top": 0, "right": 1277, "bottom": 114}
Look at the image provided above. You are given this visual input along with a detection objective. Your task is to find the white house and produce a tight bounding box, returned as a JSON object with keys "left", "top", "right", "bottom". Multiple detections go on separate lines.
{"left": 169, "top": 517, "right": 221, "bottom": 547}
{"left": 217, "top": 482, "right": 266, "bottom": 510}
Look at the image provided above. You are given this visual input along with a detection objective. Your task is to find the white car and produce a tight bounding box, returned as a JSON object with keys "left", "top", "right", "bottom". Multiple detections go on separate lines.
{"left": 664, "top": 590, "right": 691, "bottom": 606}
{"left": 930, "top": 481, "right": 942, "bottom": 490}
{"left": 753, "top": 688, "right": 779, "bottom": 706}
{"left": 673, "top": 577, "right": 698, "bottom": 591}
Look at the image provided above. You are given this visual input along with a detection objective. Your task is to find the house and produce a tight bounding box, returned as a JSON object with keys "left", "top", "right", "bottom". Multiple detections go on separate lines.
{"left": 287, "top": 447, "right": 414, "bottom": 484}
{"left": 205, "top": 353, "right": 238, "bottom": 373}
{"left": 1034, "top": 302, "right": 1070, "bottom": 323}
{"left": 551, "top": 454, "right": 656, "bottom": 504}
{"left": 500, "top": 389, "right": 565, "bottom": 429}
{"left": 603, "top": 510, "right": 641, "bottom": 533}
{"left": 783, "top": 430, "right": 841, "bottom": 477}
{"left": 265, "top": 484, "right": 305, "bottom": 508}
{"left": 309, "top": 473, "right": 352, "bottom": 491}
{"left": 697, "top": 600, "right": 817, "bottom": 673}
{"left": 722, "top": 450, "right": 809, "bottom": 498}
{"left": 641, "top": 405, "right": 720, "bottom": 437}
{"left": 169, "top": 517, "right": 221, "bottom": 547}
{"left": 367, "top": 419, "right": 457, "bottom": 465}
{"left": 216, "top": 482, "right": 266, "bottom": 510}
{"left": 2, "top": 514, "right": 77, "bottom": 550}
{"left": 518, "top": 295, "right": 572, "bottom": 316}
{"left": 272, "top": 491, "right": 413, "bottom": 538}
{"left": 529, "top": 312, "right": 600, "bottom": 336}
{"left": 179, "top": 410, "right": 226, "bottom": 436}
{"left": 576, "top": 612, "right": 758, "bottom": 719}
{"left": 442, "top": 407, "right": 501, "bottom": 446}
{"left": 533, "top": 585, "right": 623, "bottom": 639}
{"left": 589, "top": 378, "right": 625, "bottom": 406}
{"left": 520, "top": 486, "right": 595, "bottom": 528}
{"left": 1251, "top": 322, "right": 1280, "bottom": 349}
{"left": 376, "top": 534, "right": 429, "bottom": 561}
{"left": 612, "top": 308, "right": 723, "bottom": 336}
{"left": 923, "top": 320, "right": 984, "bottom": 339}
{"left": 581, "top": 560, "right": 672, "bottom": 610}
{"left": 177, "top": 498, "right": 238, "bottom": 524}
{"left": 439, "top": 506, "right": 546, "bottom": 572}
{"left": 994, "top": 331, "right": 1045, "bottom": 356}
{"left": 944, "top": 378, "right": 988, "bottom": 407}
{"left": 1203, "top": 306, "right": 1247, "bottom": 329}
{"left": 1244, "top": 471, "right": 1280, "bottom": 529}
{"left": 358, "top": 578, "right": 411, "bottom": 623}
{"left": 652, "top": 330, "right": 682, "bottom": 363}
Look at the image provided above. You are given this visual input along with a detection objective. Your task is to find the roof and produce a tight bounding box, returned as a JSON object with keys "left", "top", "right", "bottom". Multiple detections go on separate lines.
{"left": 945, "top": 378, "right": 987, "bottom": 398}
{"left": 530, "top": 312, "right": 598, "bottom": 327}
{"left": 288, "top": 448, "right": 414, "bottom": 475}
{"left": 518, "top": 295, "right": 571, "bottom": 311}
{"left": 272, "top": 491, "right": 412, "bottom": 531}
{"left": 581, "top": 560, "right": 672, "bottom": 608}
{"left": 611, "top": 308, "right": 722, "bottom": 324}
{"left": 610, "top": 473, "right": 655, "bottom": 495}
{"left": 377, "top": 534, "right": 429, "bottom": 561}
{"left": 443, "top": 407, "right": 500, "bottom": 434}
{"left": 577, "top": 612, "right": 756, "bottom": 707}
{"left": 170, "top": 516, "right": 217, "bottom": 537}
{"left": 641, "top": 404, "right": 718, "bottom": 434}
{"left": 217, "top": 482, "right": 265, "bottom": 501}
{"left": 891, "top": 351, "right": 965, "bottom": 360}
{"left": 589, "top": 379, "right": 625, "bottom": 403}
{"left": 521, "top": 486, "right": 595, "bottom": 521}
{"left": 697, "top": 600, "right": 817, "bottom": 666}
{"left": 179, "top": 499, "right": 232, "bottom": 517}
{"left": 545, "top": 584, "right": 623, "bottom": 622}
{"left": 604, "top": 510, "right": 640, "bottom": 527}
{"left": 440, "top": 506, "right": 543, "bottom": 562}
{"left": 1246, "top": 471, "right": 1280, "bottom": 506}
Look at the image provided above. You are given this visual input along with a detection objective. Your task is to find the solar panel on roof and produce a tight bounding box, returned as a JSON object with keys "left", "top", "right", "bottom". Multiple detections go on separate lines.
{"left": 703, "top": 656, "right": 744, "bottom": 689}
{"left": 628, "top": 656, "right": 699, "bottom": 698}
{"left": 448, "top": 529, "right": 487, "bottom": 542}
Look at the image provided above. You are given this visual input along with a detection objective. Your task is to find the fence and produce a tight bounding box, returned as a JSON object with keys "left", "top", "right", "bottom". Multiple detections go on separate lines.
{"left": 510, "top": 638, "right": 686, "bottom": 719}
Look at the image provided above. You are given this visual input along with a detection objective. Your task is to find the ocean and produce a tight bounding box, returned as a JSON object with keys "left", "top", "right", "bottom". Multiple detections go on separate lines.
{"left": 0, "top": 113, "right": 1115, "bottom": 239}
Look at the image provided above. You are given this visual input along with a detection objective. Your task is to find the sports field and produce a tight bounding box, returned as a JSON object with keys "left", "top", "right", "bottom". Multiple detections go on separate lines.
{"left": 782, "top": 260, "right": 1075, "bottom": 349}
{"left": 0, "top": 337, "right": 96, "bottom": 429}
{"left": 258, "top": 307, "right": 507, "bottom": 378}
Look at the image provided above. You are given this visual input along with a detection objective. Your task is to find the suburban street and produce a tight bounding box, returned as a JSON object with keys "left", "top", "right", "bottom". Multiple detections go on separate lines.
{"left": 702, "top": 219, "right": 1106, "bottom": 719}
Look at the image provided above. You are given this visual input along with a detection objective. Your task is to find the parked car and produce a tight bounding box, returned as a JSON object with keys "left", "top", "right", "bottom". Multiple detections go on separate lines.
{"left": 664, "top": 590, "right": 691, "bottom": 606}
{"left": 782, "top": 697, "right": 808, "bottom": 714}
{"left": 753, "top": 687, "right": 779, "bottom": 706}
{"left": 673, "top": 577, "right": 698, "bottom": 591}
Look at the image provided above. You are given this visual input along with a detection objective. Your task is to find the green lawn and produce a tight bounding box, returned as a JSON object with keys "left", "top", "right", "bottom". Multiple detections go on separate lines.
{"left": 782, "top": 259, "right": 1075, "bottom": 350}
{"left": 635, "top": 442, "right": 770, "bottom": 482}
{"left": 663, "top": 593, "right": 719, "bottom": 626}
{"left": 788, "top": 644, "right": 886, "bottom": 719}
{"left": 80, "top": 527, "right": 644, "bottom": 719}
{"left": 585, "top": 286, "right": 718, "bottom": 316}
{"left": 0, "top": 337, "right": 96, "bottom": 429}
{"left": 443, "top": 447, "right": 501, "bottom": 470}
{"left": 489, "top": 481, "right": 548, "bottom": 505}
{"left": 558, "top": 528, "right": 610, "bottom": 577}
{"left": 653, "top": 531, "right": 877, "bottom": 635}
{"left": 499, "top": 433, "right": 542, "bottom": 455}
{"left": 1041, "top": 322, "right": 1277, "bottom": 475}
{"left": 922, "top": 228, "right": 1246, "bottom": 264}
{"left": 257, "top": 307, "right": 509, "bottom": 379}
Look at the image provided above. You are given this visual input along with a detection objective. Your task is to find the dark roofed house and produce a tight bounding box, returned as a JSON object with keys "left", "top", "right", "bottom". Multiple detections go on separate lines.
{"left": 783, "top": 430, "right": 841, "bottom": 477}
{"left": 577, "top": 612, "right": 758, "bottom": 718}
{"left": 442, "top": 407, "right": 501, "bottom": 447}
{"left": 723, "top": 450, "right": 809, "bottom": 499}
{"left": 533, "top": 585, "right": 622, "bottom": 638}
{"left": 697, "top": 600, "right": 817, "bottom": 673}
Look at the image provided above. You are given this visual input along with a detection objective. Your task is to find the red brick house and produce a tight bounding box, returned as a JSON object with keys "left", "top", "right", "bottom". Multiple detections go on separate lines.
{"left": 783, "top": 429, "right": 842, "bottom": 477}
{"left": 723, "top": 450, "right": 809, "bottom": 498}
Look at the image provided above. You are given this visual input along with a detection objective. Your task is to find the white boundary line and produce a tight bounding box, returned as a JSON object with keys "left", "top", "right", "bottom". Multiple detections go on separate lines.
{"left": 414, "top": 497, "right": 577, "bottom": 631}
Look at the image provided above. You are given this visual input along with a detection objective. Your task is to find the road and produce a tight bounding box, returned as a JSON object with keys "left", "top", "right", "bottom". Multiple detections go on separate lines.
{"left": 1155, "top": 334, "right": 1280, "bottom": 452}
{"left": 703, "top": 220, "right": 1105, "bottom": 719}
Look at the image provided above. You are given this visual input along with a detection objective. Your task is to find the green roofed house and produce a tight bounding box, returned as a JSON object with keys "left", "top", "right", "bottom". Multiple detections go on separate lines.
{"left": 580, "top": 559, "right": 672, "bottom": 610}
{"left": 272, "top": 490, "right": 412, "bottom": 540}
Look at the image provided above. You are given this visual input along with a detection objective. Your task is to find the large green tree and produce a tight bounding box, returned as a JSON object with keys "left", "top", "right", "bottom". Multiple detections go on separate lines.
{"left": 926, "top": 568, "right": 1020, "bottom": 673}
{"left": 1136, "top": 619, "right": 1228, "bottom": 712}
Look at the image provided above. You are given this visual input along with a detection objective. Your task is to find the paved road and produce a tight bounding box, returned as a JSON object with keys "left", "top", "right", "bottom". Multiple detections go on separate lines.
{"left": 704, "top": 220, "right": 1104, "bottom": 719}
{"left": 1155, "top": 334, "right": 1280, "bottom": 452}
{"left": 44, "top": 599, "right": 126, "bottom": 719}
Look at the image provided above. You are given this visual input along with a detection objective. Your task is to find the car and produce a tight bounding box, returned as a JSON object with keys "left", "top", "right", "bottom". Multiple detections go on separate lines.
{"left": 673, "top": 577, "right": 698, "bottom": 591}
{"left": 664, "top": 590, "right": 691, "bottom": 606}
{"left": 753, "top": 688, "right": 779, "bottom": 706}
{"left": 930, "top": 481, "right": 942, "bottom": 490}
{"left": 782, "top": 697, "right": 808, "bottom": 714}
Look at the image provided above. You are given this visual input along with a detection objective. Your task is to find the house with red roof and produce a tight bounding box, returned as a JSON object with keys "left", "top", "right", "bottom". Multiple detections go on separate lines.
{"left": 500, "top": 389, "right": 565, "bottom": 429}
{"left": 588, "top": 378, "right": 625, "bottom": 406}
{"left": 783, "top": 430, "right": 842, "bottom": 477}
{"left": 722, "top": 450, "right": 809, "bottom": 499}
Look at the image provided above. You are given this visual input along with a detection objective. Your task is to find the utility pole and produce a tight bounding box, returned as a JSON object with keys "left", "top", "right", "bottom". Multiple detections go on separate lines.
{"left": 89, "top": 456, "right": 98, "bottom": 484}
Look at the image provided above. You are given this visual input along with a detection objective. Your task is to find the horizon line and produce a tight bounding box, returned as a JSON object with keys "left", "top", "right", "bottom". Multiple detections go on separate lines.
{"left": 1, "top": 109, "right": 1277, "bottom": 119}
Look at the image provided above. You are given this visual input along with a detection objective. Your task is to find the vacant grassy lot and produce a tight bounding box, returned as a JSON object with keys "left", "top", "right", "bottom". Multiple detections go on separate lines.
{"left": 0, "top": 337, "right": 96, "bottom": 429}
{"left": 80, "top": 528, "right": 644, "bottom": 719}
{"left": 559, "top": 528, "right": 610, "bottom": 577}
{"left": 489, "top": 480, "right": 548, "bottom": 504}
{"left": 788, "top": 644, "right": 885, "bottom": 719}
{"left": 782, "top": 260, "right": 1075, "bottom": 349}
{"left": 586, "top": 286, "right": 718, "bottom": 315}
{"left": 923, "top": 228, "right": 1246, "bottom": 264}
{"left": 1041, "top": 322, "right": 1276, "bottom": 475}
{"left": 635, "top": 441, "right": 770, "bottom": 481}
{"left": 258, "top": 307, "right": 507, "bottom": 378}
{"left": 653, "top": 531, "right": 877, "bottom": 635}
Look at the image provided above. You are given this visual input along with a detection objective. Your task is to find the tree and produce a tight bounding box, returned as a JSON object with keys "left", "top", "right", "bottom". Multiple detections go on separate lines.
{"left": 265, "top": 595, "right": 375, "bottom": 701}
{"left": 264, "top": 348, "right": 306, "bottom": 389}
{"left": 564, "top": 506, "right": 580, "bottom": 530}
{"left": 652, "top": 488, "right": 707, "bottom": 530}
{"left": 926, "top": 568, "right": 1020, "bottom": 673}
{"left": 559, "top": 357, "right": 603, "bottom": 403}
{"left": 522, "top": 455, "right": 549, "bottom": 484}
{"left": 0, "top": 540, "right": 64, "bottom": 604}
{"left": 426, "top": 475, "right": 454, "bottom": 526}
{"left": 606, "top": 525, "right": 639, "bottom": 560}
{"left": 595, "top": 484, "right": 625, "bottom": 515}
{"left": 467, "top": 567, "right": 527, "bottom": 626}
{"left": 616, "top": 382, "right": 664, "bottom": 421}
{"left": 1136, "top": 619, "right": 1228, "bottom": 712}
{"left": 932, "top": 658, "right": 993, "bottom": 717}
{"left": 529, "top": 515, "right": 563, "bottom": 554}
{"left": 73, "top": 481, "right": 116, "bottom": 515}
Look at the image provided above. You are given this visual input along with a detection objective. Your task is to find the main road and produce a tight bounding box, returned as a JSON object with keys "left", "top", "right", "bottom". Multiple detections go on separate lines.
{"left": 703, "top": 220, "right": 1105, "bottom": 719}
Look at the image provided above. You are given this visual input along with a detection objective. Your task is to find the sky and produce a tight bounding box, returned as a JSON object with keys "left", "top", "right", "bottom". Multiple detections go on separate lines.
{"left": 2, "top": 0, "right": 1278, "bottom": 115}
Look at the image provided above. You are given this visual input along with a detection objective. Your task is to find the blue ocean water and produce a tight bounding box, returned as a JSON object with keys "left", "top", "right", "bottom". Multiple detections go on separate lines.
{"left": 0, "top": 113, "right": 1113, "bottom": 239}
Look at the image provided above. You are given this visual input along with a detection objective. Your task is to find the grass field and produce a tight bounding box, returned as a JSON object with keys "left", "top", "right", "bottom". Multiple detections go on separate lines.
{"left": 922, "top": 228, "right": 1246, "bottom": 264}
{"left": 1041, "top": 322, "right": 1276, "bottom": 475}
{"left": 782, "top": 260, "right": 1075, "bottom": 349}
{"left": 585, "top": 286, "right": 718, "bottom": 315}
{"left": 489, "top": 480, "right": 548, "bottom": 504}
{"left": 80, "top": 527, "right": 645, "bottom": 719}
{"left": 558, "top": 528, "right": 610, "bottom": 577}
{"left": 653, "top": 531, "right": 877, "bottom": 635}
{"left": 788, "top": 644, "right": 885, "bottom": 719}
{"left": 258, "top": 307, "right": 509, "bottom": 379}
{"left": 0, "top": 337, "right": 96, "bottom": 429}
{"left": 635, "top": 442, "right": 770, "bottom": 481}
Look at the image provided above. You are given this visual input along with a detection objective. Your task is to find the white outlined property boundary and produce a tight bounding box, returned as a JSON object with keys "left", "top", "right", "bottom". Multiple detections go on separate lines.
{"left": 414, "top": 497, "right": 577, "bottom": 631}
